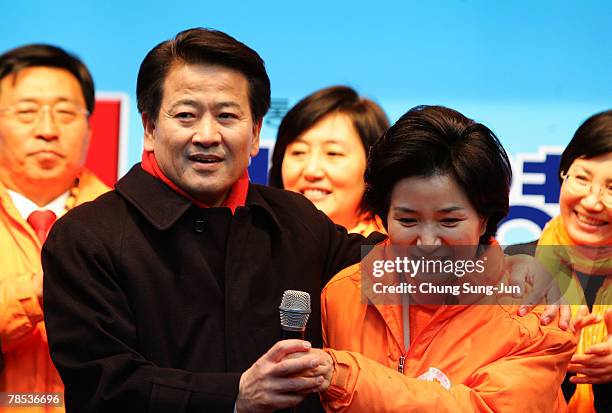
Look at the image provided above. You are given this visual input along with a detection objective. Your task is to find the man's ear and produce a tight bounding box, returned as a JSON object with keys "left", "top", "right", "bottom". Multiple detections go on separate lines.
{"left": 250, "top": 118, "right": 262, "bottom": 158}
{"left": 142, "top": 112, "right": 156, "bottom": 151}
{"left": 79, "top": 119, "right": 92, "bottom": 165}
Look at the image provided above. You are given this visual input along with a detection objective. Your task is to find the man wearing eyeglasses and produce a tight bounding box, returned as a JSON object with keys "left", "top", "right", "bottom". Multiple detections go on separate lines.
{"left": 0, "top": 44, "right": 108, "bottom": 411}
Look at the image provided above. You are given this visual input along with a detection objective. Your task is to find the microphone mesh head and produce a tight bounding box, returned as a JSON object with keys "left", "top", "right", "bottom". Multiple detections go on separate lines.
{"left": 279, "top": 290, "right": 311, "bottom": 332}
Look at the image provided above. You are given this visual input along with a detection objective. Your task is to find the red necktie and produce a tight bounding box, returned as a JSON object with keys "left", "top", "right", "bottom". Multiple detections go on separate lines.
{"left": 27, "top": 210, "right": 57, "bottom": 243}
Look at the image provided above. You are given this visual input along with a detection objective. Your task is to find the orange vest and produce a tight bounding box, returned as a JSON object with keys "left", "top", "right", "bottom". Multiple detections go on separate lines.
{"left": 0, "top": 170, "right": 109, "bottom": 413}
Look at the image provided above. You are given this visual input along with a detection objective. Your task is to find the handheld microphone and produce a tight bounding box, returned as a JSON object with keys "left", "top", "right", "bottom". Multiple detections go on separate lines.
{"left": 278, "top": 291, "right": 313, "bottom": 413}
{"left": 279, "top": 290, "right": 311, "bottom": 340}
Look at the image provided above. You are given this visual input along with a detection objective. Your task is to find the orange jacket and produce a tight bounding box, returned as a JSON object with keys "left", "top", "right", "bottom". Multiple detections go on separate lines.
{"left": 0, "top": 170, "right": 108, "bottom": 412}
{"left": 321, "top": 261, "right": 577, "bottom": 412}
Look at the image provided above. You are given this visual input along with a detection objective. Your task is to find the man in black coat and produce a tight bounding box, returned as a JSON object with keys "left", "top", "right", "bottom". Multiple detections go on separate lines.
{"left": 42, "top": 27, "right": 559, "bottom": 413}
{"left": 41, "top": 28, "right": 383, "bottom": 413}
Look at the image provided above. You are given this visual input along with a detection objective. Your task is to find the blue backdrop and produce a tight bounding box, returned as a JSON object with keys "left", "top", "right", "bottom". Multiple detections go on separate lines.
{"left": 2, "top": 0, "right": 611, "bottom": 242}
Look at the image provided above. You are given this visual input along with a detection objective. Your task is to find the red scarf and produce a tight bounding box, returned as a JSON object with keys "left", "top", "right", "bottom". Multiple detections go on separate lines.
{"left": 140, "top": 150, "right": 249, "bottom": 214}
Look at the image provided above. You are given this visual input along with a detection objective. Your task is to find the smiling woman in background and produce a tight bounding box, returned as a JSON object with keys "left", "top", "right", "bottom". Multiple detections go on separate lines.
{"left": 269, "top": 86, "right": 388, "bottom": 235}
{"left": 536, "top": 110, "right": 612, "bottom": 413}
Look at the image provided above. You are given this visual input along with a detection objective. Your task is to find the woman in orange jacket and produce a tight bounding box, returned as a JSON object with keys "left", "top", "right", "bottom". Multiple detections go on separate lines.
{"left": 314, "top": 105, "right": 577, "bottom": 412}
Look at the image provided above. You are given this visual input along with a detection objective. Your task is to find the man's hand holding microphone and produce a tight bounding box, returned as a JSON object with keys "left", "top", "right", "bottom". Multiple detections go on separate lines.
{"left": 236, "top": 291, "right": 333, "bottom": 413}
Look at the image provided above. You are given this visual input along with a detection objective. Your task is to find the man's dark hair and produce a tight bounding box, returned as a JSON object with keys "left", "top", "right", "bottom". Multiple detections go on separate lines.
{"left": 364, "top": 105, "right": 512, "bottom": 245}
{"left": 136, "top": 28, "right": 270, "bottom": 122}
{"left": 268, "top": 85, "right": 389, "bottom": 189}
{"left": 0, "top": 44, "right": 95, "bottom": 115}
{"left": 559, "top": 109, "right": 612, "bottom": 181}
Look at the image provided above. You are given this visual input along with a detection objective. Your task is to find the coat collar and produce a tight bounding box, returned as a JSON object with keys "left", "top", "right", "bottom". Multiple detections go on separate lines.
{"left": 115, "top": 164, "right": 282, "bottom": 232}
{"left": 243, "top": 184, "right": 284, "bottom": 232}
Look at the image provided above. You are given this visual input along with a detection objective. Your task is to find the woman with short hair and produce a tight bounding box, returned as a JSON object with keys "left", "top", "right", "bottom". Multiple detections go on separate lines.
{"left": 537, "top": 110, "right": 612, "bottom": 412}
{"left": 316, "top": 105, "right": 576, "bottom": 412}
{"left": 269, "top": 86, "right": 388, "bottom": 235}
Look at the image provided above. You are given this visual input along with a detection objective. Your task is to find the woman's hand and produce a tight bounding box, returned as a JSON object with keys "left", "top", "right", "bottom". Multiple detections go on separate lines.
{"left": 568, "top": 308, "right": 612, "bottom": 384}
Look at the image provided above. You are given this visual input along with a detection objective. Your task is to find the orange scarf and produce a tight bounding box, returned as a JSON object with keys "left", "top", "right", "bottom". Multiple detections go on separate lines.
{"left": 537, "top": 215, "right": 612, "bottom": 413}
{"left": 140, "top": 150, "right": 249, "bottom": 214}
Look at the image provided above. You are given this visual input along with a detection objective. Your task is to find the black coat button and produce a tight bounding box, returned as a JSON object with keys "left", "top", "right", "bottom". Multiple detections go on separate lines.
{"left": 194, "top": 219, "right": 205, "bottom": 233}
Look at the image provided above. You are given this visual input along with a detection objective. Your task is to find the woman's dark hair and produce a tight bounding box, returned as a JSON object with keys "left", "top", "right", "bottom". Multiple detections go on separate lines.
{"left": 0, "top": 44, "right": 95, "bottom": 115}
{"left": 364, "top": 105, "right": 512, "bottom": 245}
{"left": 137, "top": 27, "right": 270, "bottom": 122}
{"left": 559, "top": 109, "right": 612, "bottom": 180}
{"left": 268, "top": 85, "right": 389, "bottom": 189}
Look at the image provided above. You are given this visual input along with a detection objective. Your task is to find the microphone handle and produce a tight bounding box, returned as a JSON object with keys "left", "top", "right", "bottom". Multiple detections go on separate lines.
{"left": 280, "top": 328, "right": 305, "bottom": 340}
{"left": 278, "top": 328, "right": 306, "bottom": 413}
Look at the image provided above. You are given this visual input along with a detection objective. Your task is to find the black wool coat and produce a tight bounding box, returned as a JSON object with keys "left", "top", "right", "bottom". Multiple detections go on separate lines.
{"left": 42, "top": 165, "right": 384, "bottom": 413}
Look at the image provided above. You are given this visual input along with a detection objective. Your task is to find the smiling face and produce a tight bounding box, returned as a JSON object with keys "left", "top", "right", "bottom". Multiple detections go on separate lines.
{"left": 559, "top": 153, "right": 612, "bottom": 246}
{"left": 281, "top": 112, "right": 367, "bottom": 229}
{"left": 387, "top": 174, "right": 487, "bottom": 250}
{"left": 143, "top": 63, "right": 261, "bottom": 207}
{"left": 0, "top": 66, "right": 90, "bottom": 205}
